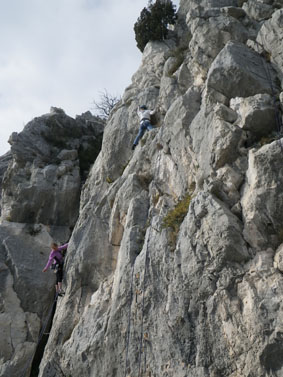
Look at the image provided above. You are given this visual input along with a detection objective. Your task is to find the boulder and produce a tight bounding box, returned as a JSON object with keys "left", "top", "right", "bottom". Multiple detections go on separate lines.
{"left": 214, "top": 103, "right": 238, "bottom": 123}
{"left": 230, "top": 93, "right": 277, "bottom": 137}
{"left": 188, "top": 13, "right": 248, "bottom": 75}
{"left": 222, "top": 6, "right": 246, "bottom": 19}
{"left": 241, "top": 140, "right": 283, "bottom": 250}
{"left": 175, "top": 62, "right": 193, "bottom": 93}
{"left": 163, "top": 56, "right": 183, "bottom": 78}
{"left": 164, "top": 86, "right": 201, "bottom": 134}
{"left": 243, "top": 0, "right": 274, "bottom": 21}
{"left": 189, "top": 106, "right": 243, "bottom": 176}
{"left": 1, "top": 160, "right": 81, "bottom": 226}
{"left": 257, "top": 10, "right": 283, "bottom": 74}
{"left": 132, "top": 41, "right": 174, "bottom": 89}
{"left": 159, "top": 75, "right": 181, "bottom": 111}
{"left": 180, "top": 0, "right": 238, "bottom": 15}
{"left": 207, "top": 41, "right": 279, "bottom": 99}
{"left": 1, "top": 110, "right": 103, "bottom": 226}
{"left": 179, "top": 192, "right": 250, "bottom": 281}
{"left": 57, "top": 149, "right": 78, "bottom": 161}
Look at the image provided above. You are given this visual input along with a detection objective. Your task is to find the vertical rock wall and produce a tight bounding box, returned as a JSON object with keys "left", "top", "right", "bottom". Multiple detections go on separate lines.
{"left": 1, "top": 1, "right": 283, "bottom": 377}
{"left": 0, "top": 109, "right": 103, "bottom": 377}
{"left": 0, "top": 152, "right": 12, "bottom": 215}
{"left": 39, "top": 1, "right": 283, "bottom": 376}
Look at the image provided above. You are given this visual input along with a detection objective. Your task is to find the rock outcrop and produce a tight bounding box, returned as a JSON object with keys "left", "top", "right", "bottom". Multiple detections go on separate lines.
{"left": 1, "top": 108, "right": 104, "bottom": 226}
{"left": 0, "top": 152, "right": 12, "bottom": 213}
{"left": 0, "top": 222, "right": 64, "bottom": 377}
{"left": 0, "top": 109, "right": 103, "bottom": 377}
{"left": 1, "top": 1, "right": 283, "bottom": 377}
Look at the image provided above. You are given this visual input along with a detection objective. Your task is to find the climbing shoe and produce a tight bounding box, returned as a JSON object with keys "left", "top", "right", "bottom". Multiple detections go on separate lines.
{"left": 58, "top": 291, "right": 65, "bottom": 297}
{"left": 132, "top": 144, "right": 136, "bottom": 150}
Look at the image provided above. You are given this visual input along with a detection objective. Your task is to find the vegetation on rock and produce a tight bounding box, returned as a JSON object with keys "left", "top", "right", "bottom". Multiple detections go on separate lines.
{"left": 134, "top": 0, "right": 177, "bottom": 52}
{"left": 162, "top": 194, "right": 191, "bottom": 248}
{"left": 92, "top": 89, "right": 121, "bottom": 120}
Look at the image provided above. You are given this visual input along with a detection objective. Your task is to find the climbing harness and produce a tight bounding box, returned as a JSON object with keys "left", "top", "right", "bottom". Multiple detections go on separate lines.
{"left": 20, "top": 292, "right": 59, "bottom": 377}
{"left": 51, "top": 256, "right": 63, "bottom": 273}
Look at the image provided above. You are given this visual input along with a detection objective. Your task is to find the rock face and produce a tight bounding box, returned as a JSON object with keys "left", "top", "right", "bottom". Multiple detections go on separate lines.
{"left": 35, "top": 1, "right": 283, "bottom": 376}
{"left": 1, "top": 109, "right": 104, "bottom": 226}
{"left": 2, "top": 0, "right": 283, "bottom": 377}
{"left": 241, "top": 140, "right": 283, "bottom": 251}
{"left": 0, "top": 222, "right": 64, "bottom": 377}
{"left": 0, "top": 152, "right": 12, "bottom": 214}
{"left": 0, "top": 110, "right": 103, "bottom": 376}
{"left": 207, "top": 40, "right": 279, "bottom": 99}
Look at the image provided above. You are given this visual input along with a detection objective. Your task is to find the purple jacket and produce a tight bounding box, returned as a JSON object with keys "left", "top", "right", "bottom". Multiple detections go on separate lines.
{"left": 44, "top": 243, "right": 68, "bottom": 270}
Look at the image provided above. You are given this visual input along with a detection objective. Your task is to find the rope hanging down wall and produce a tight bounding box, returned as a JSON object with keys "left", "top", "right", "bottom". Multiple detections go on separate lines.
{"left": 138, "top": 236, "right": 150, "bottom": 377}
{"left": 124, "top": 234, "right": 151, "bottom": 377}
{"left": 124, "top": 265, "right": 135, "bottom": 377}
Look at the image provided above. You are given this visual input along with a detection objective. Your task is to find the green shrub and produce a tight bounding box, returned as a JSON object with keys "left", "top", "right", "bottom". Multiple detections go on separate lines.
{"left": 162, "top": 194, "right": 192, "bottom": 249}
{"left": 134, "top": 0, "right": 177, "bottom": 52}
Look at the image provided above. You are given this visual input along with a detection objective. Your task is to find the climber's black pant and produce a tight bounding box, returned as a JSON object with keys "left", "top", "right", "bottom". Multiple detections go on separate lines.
{"left": 56, "top": 264, "right": 64, "bottom": 284}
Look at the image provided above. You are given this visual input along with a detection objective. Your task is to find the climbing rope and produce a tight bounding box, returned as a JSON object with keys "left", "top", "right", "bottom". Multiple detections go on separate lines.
{"left": 123, "top": 234, "right": 151, "bottom": 377}
{"left": 143, "top": 332, "right": 148, "bottom": 377}
{"left": 20, "top": 292, "right": 59, "bottom": 377}
{"left": 138, "top": 236, "right": 150, "bottom": 377}
{"left": 124, "top": 265, "right": 135, "bottom": 377}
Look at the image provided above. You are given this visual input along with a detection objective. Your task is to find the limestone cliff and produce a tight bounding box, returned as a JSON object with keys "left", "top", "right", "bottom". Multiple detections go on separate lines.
{"left": 1, "top": 0, "right": 283, "bottom": 376}
{"left": 0, "top": 152, "right": 12, "bottom": 214}
{"left": 0, "top": 108, "right": 103, "bottom": 377}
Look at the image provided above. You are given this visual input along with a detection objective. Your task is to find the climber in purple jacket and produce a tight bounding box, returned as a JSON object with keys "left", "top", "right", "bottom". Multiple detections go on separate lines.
{"left": 42, "top": 242, "right": 68, "bottom": 296}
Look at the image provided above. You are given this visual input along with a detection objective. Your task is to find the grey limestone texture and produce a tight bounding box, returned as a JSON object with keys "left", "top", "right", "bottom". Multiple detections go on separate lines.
{"left": 1, "top": 0, "right": 283, "bottom": 376}
{"left": 0, "top": 109, "right": 103, "bottom": 376}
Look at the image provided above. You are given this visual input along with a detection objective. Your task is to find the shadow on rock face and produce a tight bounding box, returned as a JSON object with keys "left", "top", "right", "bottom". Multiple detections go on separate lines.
{"left": 260, "top": 342, "right": 283, "bottom": 372}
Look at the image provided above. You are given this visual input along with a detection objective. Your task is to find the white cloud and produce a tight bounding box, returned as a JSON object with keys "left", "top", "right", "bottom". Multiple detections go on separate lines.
{"left": 0, "top": 0, "right": 180, "bottom": 155}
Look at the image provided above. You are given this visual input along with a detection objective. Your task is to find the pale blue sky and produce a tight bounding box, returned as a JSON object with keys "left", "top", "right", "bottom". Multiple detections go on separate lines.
{"left": 0, "top": 0, "right": 180, "bottom": 155}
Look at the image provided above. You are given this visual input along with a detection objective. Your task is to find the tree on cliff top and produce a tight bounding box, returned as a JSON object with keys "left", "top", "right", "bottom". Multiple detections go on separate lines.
{"left": 134, "top": 0, "right": 177, "bottom": 52}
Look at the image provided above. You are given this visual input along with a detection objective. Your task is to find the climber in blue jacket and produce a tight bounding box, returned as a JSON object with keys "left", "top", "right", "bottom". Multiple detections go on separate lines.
{"left": 132, "top": 105, "right": 155, "bottom": 150}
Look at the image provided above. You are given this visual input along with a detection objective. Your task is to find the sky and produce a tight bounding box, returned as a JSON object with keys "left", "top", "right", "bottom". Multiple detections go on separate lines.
{"left": 0, "top": 0, "right": 180, "bottom": 156}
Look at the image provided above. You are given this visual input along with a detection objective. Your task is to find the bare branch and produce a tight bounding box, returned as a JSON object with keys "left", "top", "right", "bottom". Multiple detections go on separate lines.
{"left": 92, "top": 89, "right": 121, "bottom": 120}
